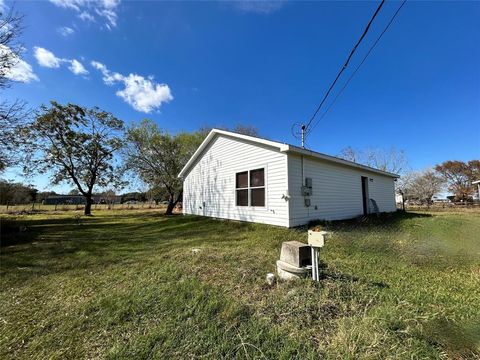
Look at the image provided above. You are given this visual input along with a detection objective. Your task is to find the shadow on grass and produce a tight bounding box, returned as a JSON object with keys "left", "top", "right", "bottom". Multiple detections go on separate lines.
{"left": 318, "top": 260, "right": 390, "bottom": 289}
{"left": 422, "top": 318, "right": 480, "bottom": 358}
{"left": 308, "top": 210, "right": 432, "bottom": 232}
{"left": 0, "top": 213, "right": 189, "bottom": 247}
{"left": 0, "top": 213, "right": 263, "bottom": 285}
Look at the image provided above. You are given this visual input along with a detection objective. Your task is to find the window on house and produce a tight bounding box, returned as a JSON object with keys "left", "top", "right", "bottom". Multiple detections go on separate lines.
{"left": 235, "top": 168, "right": 265, "bottom": 207}
{"left": 236, "top": 171, "right": 248, "bottom": 206}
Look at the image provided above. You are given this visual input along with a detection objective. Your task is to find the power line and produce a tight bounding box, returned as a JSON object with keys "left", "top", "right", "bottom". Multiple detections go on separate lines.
{"left": 303, "top": 0, "right": 386, "bottom": 133}
{"left": 307, "top": 0, "right": 407, "bottom": 135}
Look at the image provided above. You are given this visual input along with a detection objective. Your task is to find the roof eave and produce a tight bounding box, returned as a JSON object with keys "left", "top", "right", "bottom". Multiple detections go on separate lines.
{"left": 281, "top": 145, "right": 400, "bottom": 178}
{"left": 178, "top": 129, "right": 400, "bottom": 179}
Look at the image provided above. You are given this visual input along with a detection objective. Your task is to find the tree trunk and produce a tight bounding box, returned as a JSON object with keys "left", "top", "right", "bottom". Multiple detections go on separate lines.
{"left": 84, "top": 195, "right": 93, "bottom": 216}
{"left": 165, "top": 192, "right": 182, "bottom": 215}
{"left": 165, "top": 202, "right": 175, "bottom": 215}
{"left": 165, "top": 194, "right": 175, "bottom": 215}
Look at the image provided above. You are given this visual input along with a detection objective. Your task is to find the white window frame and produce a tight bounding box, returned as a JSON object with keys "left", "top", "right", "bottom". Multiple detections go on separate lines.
{"left": 234, "top": 166, "right": 267, "bottom": 209}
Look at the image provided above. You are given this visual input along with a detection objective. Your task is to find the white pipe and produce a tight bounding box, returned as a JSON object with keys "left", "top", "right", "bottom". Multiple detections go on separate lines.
{"left": 311, "top": 247, "right": 320, "bottom": 281}
{"left": 311, "top": 247, "right": 315, "bottom": 280}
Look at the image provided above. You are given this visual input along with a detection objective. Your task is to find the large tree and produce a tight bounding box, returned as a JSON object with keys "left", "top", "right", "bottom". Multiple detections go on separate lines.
{"left": 124, "top": 119, "right": 203, "bottom": 215}
{"left": 0, "top": 6, "right": 29, "bottom": 172}
{"left": 435, "top": 160, "right": 480, "bottom": 201}
{"left": 25, "top": 102, "right": 124, "bottom": 215}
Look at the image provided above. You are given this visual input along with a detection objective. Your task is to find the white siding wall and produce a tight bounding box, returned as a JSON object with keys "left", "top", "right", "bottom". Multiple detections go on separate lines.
{"left": 287, "top": 154, "right": 396, "bottom": 227}
{"left": 183, "top": 135, "right": 289, "bottom": 227}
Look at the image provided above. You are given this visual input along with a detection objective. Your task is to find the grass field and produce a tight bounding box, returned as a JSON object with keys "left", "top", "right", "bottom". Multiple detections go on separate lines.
{"left": 1, "top": 209, "right": 479, "bottom": 359}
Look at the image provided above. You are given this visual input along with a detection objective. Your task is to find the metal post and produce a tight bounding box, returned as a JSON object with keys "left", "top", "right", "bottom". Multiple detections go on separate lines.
{"left": 311, "top": 247, "right": 316, "bottom": 280}
{"left": 311, "top": 246, "right": 320, "bottom": 281}
{"left": 301, "top": 124, "right": 306, "bottom": 148}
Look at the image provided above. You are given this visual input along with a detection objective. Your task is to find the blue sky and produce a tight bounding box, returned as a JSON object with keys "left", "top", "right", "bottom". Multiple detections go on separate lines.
{"left": 2, "top": 0, "right": 479, "bottom": 192}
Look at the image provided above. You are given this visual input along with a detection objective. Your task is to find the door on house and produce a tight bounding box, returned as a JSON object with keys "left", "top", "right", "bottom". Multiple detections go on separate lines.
{"left": 361, "top": 176, "right": 369, "bottom": 216}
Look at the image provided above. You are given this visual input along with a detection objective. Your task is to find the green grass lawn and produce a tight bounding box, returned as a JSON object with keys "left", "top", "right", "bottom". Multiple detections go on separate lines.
{"left": 1, "top": 210, "right": 479, "bottom": 359}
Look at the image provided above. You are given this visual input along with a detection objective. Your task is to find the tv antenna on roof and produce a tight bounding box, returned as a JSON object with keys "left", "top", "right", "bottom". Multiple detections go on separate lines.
{"left": 291, "top": 123, "right": 306, "bottom": 148}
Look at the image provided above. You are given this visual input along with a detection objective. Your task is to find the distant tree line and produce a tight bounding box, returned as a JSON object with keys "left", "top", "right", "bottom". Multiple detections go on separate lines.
{"left": 0, "top": 180, "right": 37, "bottom": 205}
{"left": 0, "top": 186, "right": 174, "bottom": 206}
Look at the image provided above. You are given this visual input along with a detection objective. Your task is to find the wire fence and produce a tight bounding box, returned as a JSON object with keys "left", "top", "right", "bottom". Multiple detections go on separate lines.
{"left": 0, "top": 202, "right": 169, "bottom": 214}
{"left": 401, "top": 202, "right": 480, "bottom": 212}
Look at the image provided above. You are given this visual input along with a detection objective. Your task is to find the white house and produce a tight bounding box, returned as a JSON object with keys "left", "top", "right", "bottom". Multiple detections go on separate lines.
{"left": 178, "top": 129, "right": 399, "bottom": 227}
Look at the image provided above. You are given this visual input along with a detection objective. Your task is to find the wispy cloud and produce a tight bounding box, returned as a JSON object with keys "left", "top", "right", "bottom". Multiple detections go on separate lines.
{"left": 33, "top": 46, "right": 88, "bottom": 76}
{"left": 0, "top": 45, "right": 39, "bottom": 83}
{"left": 69, "top": 59, "right": 88, "bottom": 75}
{"left": 230, "top": 0, "right": 287, "bottom": 15}
{"left": 78, "top": 11, "right": 95, "bottom": 22}
{"left": 91, "top": 61, "right": 173, "bottom": 113}
{"left": 57, "top": 26, "right": 75, "bottom": 37}
{"left": 34, "top": 47, "right": 62, "bottom": 68}
{"left": 49, "top": 0, "right": 121, "bottom": 29}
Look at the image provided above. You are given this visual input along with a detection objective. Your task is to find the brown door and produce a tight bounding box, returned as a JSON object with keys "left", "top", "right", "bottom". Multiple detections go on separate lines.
{"left": 361, "top": 176, "right": 369, "bottom": 216}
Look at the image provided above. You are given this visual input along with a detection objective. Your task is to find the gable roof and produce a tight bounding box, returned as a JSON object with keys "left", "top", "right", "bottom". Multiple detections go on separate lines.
{"left": 178, "top": 129, "right": 400, "bottom": 179}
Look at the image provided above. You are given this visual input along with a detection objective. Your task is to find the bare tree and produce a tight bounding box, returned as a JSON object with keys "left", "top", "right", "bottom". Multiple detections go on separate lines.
{"left": 198, "top": 124, "right": 260, "bottom": 139}
{"left": 338, "top": 146, "right": 407, "bottom": 174}
{"left": 338, "top": 146, "right": 358, "bottom": 163}
{"left": 0, "top": 7, "right": 23, "bottom": 87}
{"left": 0, "top": 6, "right": 29, "bottom": 172}
{"left": 402, "top": 169, "right": 444, "bottom": 205}
{"left": 231, "top": 124, "right": 259, "bottom": 137}
{"left": 395, "top": 171, "right": 416, "bottom": 210}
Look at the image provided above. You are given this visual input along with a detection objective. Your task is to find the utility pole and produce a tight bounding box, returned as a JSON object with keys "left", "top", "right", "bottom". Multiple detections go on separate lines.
{"left": 301, "top": 124, "right": 306, "bottom": 148}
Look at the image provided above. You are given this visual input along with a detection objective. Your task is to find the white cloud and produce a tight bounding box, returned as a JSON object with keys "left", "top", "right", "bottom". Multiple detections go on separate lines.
{"left": 91, "top": 60, "right": 173, "bottom": 113}
{"left": 49, "top": 0, "right": 82, "bottom": 11}
{"left": 78, "top": 11, "right": 95, "bottom": 22}
{"left": 232, "top": 0, "right": 287, "bottom": 14}
{"left": 116, "top": 74, "right": 173, "bottom": 113}
{"left": 0, "top": 45, "right": 39, "bottom": 83}
{"left": 68, "top": 59, "right": 88, "bottom": 75}
{"left": 49, "top": 0, "right": 121, "bottom": 28}
{"left": 91, "top": 60, "right": 107, "bottom": 72}
{"left": 0, "top": 0, "right": 6, "bottom": 14}
{"left": 34, "top": 47, "right": 63, "bottom": 68}
{"left": 57, "top": 26, "right": 75, "bottom": 37}
{"left": 33, "top": 46, "right": 88, "bottom": 76}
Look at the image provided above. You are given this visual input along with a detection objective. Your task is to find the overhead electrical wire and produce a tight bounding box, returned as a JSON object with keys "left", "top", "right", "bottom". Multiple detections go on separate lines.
{"left": 303, "top": 0, "right": 386, "bottom": 134}
{"left": 307, "top": 0, "right": 407, "bottom": 136}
